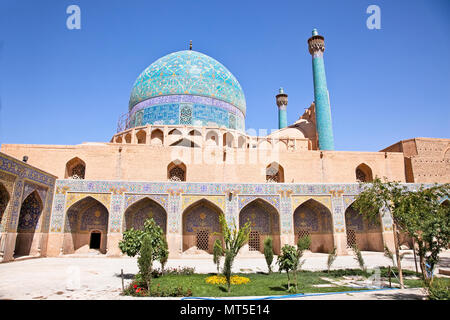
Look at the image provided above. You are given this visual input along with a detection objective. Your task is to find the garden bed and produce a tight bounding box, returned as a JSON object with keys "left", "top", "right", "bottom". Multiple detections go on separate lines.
{"left": 122, "top": 268, "right": 435, "bottom": 297}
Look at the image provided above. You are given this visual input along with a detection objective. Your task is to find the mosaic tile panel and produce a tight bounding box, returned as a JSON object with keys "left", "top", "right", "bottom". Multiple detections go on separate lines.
{"left": 181, "top": 195, "right": 225, "bottom": 212}
{"left": 17, "top": 192, "right": 42, "bottom": 232}
{"left": 238, "top": 195, "right": 280, "bottom": 212}
{"left": 124, "top": 194, "right": 169, "bottom": 211}
{"left": 291, "top": 195, "right": 332, "bottom": 212}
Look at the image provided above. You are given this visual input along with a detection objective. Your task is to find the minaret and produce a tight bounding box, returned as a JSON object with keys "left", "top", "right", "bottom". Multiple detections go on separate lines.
{"left": 276, "top": 87, "right": 288, "bottom": 129}
{"left": 308, "top": 28, "right": 334, "bottom": 150}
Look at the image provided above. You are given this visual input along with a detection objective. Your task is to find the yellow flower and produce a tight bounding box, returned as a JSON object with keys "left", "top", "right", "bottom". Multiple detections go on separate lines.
{"left": 205, "top": 275, "right": 250, "bottom": 285}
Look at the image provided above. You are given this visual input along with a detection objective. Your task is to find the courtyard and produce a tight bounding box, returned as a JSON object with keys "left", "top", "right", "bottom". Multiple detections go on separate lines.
{"left": 1, "top": 250, "right": 448, "bottom": 300}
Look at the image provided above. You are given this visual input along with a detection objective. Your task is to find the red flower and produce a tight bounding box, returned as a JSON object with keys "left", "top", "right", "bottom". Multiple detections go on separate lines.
{"left": 133, "top": 284, "right": 137, "bottom": 289}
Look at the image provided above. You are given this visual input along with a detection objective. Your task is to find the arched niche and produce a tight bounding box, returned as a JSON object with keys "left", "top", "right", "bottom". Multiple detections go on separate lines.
{"left": 182, "top": 199, "right": 223, "bottom": 254}
{"left": 266, "top": 162, "right": 284, "bottom": 183}
{"left": 15, "top": 191, "right": 43, "bottom": 257}
{"left": 239, "top": 198, "right": 280, "bottom": 255}
{"left": 65, "top": 157, "right": 86, "bottom": 179}
{"left": 136, "top": 130, "right": 146, "bottom": 144}
{"left": 167, "top": 160, "right": 186, "bottom": 181}
{"left": 0, "top": 183, "right": 10, "bottom": 225}
{"left": 123, "top": 197, "right": 167, "bottom": 233}
{"left": 63, "top": 196, "right": 109, "bottom": 254}
{"left": 344, "top": 204, "right": 383, "bottom": 252}
{"left": 355, "top": 163, "right": 373, "bottom": 182}
{"left": 293, "top": 199, "right": 334, "bottom": 253}
{"left": 151, "top": 129, "right": 164, "bottom": 146}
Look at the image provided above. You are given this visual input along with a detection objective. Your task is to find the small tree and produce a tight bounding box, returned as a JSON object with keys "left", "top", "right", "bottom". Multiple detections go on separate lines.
{"left": 295, "top": 235, "right": 311, "bottom": 287}
{"left": 219, "top": 214, "right": 251, "bottom": 292}
{"left": 213, "top": 239, "right": 223, "bottom": 275}
{"left": 159, "top": 238, "right": 169, "bottom": 274}
{"left": 352, "top": 243, "right": 366, "bottom": 272}
{"left": 352, "top": 177, "right": 406, "bottom": 288}
{"left": 263, "top": 237, "right": 274, "bottom": 274}
{"left": 327, "top": 246, "right": 337, "bottom": 273}
{"left": 138, "top": 235, "right": 153, "bottom": 291}
{"left": 119, "top": 218, "right": 167, "bottom": 291}
{"left": 395, "top": 184, "right": 450, "bottom": 285}
{"left": 277, "top": 244, "right": 298, "bottom": 291}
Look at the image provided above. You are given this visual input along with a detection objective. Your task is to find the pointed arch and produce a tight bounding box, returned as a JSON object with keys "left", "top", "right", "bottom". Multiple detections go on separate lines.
{"left": 15, "top": 191, "right": 44, "bottom": 257}
{"left": 266, "top": 162, "right": 284, "bottom": 183}
{"left": 238, "top": 136, "right": 246, "bottom": 148}
{"left": 355, "top": 163, "right": 373, "bottom": 182}
{"left": 170, "top": 138, "right": 200, "bottom": 148}
{"left": 124, "top": 133, "right": 132, "bottom": 144}
{"left": 182, "top": 198, "right": 223, "bottom": 254}
{"left": 293, "top": 198, "right": 334, "bottom": 253}
{"left": 63, "top": 196, "right": 109, "bottom": 254}
{"left": 0, "top": 182, "right": 10, "bottom": 225}
{"left": 223, "top": 132, "right": 235, "bottom": 148}
{"left": 150, "top": 129, "right": 164, "bottom": 146}
{"left": 115, "top": 136, "right": 123, "bottom": 143}
{"left": 65, "top": 157, "right": 86, "bottom": 179}
{"left": 205, "top": 130, "right": 219, "bottom": 146}
{"left": 344, "top": 203, "right": 383, "bottom": 252}
{"left": 167, "top": 160, "right": 186, "bottom": 181}
{"left": 168, "top": 128, "right": 182, "bottom": 136}
{"left": 239, "top": 198, "right": 280, "bottom": 254}
{"left": 136, "top": 130, "right": 146, "bottom": 144}
{"left": 123, "top": 197, "right": 167, "bottom": 233}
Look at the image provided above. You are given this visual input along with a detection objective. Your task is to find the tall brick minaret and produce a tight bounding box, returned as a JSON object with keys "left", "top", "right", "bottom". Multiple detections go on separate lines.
{"left": 308, "top": 28, "right": 334, "bottom": 150}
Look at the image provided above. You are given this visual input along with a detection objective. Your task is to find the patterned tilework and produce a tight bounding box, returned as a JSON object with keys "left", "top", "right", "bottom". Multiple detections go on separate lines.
{"left": 124, "top": 194, "right": 169, "bottom": 211}
{"left": 181, "top": 195, "right": 225, "bottom": 212}
{"left": 17, "top": 191, "right": 44, "bottom": 232}
{"left": 124, "top": 198, "right": 167, "bottom": 233}
{"left": 238, "top": 195, "right": 280, "bottom": 212}
{"left": 128, "top": 99, "right": 245, "bottom": 131}
{"left": 239, "top": 199, "right": 279, "bottom": 234}
{"left": 129, "top": 50, "right": 246, "bottom": 114}
{"left": 0, "top": 153, "right": 56, "bottom": 233}
{"left": 291, "top": 195, "right": 332, "bottom": 212}
{"left": 49, "top": 180, "right": 424, "bottom": 237}
{"left": 293, "top": 199, "right": 333, "bottom": 234}
{"left": 312, "top": 54, "right": 334, "bottom": 150}
{"left": 0, "top": 171, "right": 15, "bottom": 232}
{"left": 64, "top": 193, "right": 111, "bottom": 212}
{"left": 183, "top": 202, "right": 221, "bottom": 234}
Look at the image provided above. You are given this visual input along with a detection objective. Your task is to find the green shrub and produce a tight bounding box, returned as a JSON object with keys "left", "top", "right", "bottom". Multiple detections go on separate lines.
{"left": 138, "top": 235, "right": 153, "bottom": 290}
{"left": 427, "top": 278, "right": 450, "bottom": 300}
{"left": 327, "top": 247, "right": 337, "bottom": 273}
{"left": 263, "top": 237, "right": 274, "bottom": 274}
{"left": 277, "top": 244, "right": 298, "bottom": 291}
{"left": 352, "top": 244, "right": 366, "bottom": 272}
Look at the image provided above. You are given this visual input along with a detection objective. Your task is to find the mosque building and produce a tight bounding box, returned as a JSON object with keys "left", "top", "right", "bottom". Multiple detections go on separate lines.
{"left": 0, "top": 30, "right": 448, "bottom": 262}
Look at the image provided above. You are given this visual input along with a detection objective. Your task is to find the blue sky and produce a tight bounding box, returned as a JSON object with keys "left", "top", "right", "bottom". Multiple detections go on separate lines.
{"left": 0, "top": 0, "right": 449, "bottom": 151}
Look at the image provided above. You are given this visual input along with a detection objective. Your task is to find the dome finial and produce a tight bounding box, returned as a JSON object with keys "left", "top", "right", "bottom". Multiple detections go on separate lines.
{"left": 279, "top": 87, "right": 284, "bottom": 94}
{"left": 189, "top": 40, "right": 192, "bottom": 50}
{"left": 312, "top": 28, "right": 319, "bottom": 36}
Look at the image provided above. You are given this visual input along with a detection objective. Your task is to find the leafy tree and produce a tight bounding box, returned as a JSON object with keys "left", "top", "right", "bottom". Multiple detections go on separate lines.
{"left": 352, "top": 177, "right": 406, "bottom": 288}
{"left": 277, "top": 236, "right": 311, "bottom": 292}
{"left": 263, "top": 237, "right": 274, "bottom": 274}
{"left": 218, "top": 214, "right": 251, "bottom": 292}
{"left": 119, "top": 218, "right": 168, "bottom": 291}
{"left": 277, "top": 244, "right": 298, "bottom": 291}
{"left": 395, "top": 184, "right": 450, "bottom": 285}
{"left": 119, "top": 218, "right": 166, "bottom": 260}
{"left": 327, "top": 246, "right": 337, "bottom": 273}
{"left": 213, "top": 239, "right": 223, "bottom": 275}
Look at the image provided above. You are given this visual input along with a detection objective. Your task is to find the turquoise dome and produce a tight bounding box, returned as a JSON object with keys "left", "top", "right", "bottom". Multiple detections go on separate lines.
{"left": 129, "top": 50, "right": 246, "bottom": 115}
